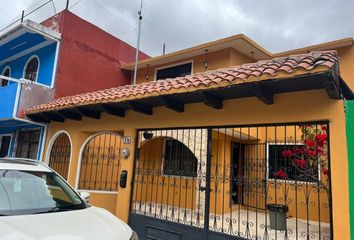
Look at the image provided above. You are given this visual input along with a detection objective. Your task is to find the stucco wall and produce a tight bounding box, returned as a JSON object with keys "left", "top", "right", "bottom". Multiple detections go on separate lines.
{"left": 41, "top": 10, "right": 150, "bottom": 98}
{"left": 43, "top": 89, "right": 349, "bottom": 239}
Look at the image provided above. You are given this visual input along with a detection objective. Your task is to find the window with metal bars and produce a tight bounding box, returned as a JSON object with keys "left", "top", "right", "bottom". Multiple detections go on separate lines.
{"left": 78, "top": 133, "right": 122, "bottom": 191}
{"left": 48, "top": 133, "right": 71, "bottom": 179}
{"left": 24, "top": 56, "right": 39, "bottom": 82}
{"left": 14, "top": 129, "right": 41, "bottom": 159}
{"left": 163, "top": 139, "right": 198, "bottom": 177}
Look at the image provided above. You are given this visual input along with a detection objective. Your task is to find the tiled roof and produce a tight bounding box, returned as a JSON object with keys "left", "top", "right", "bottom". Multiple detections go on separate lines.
{"left": 26, "top": 51, "right": 338, "bottom": 114}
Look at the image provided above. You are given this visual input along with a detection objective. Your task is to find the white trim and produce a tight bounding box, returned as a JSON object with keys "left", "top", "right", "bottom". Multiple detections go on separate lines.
{"left": 38, "top": 124, "right": 47, "bottom": 162}
{"left": 154, "top": 60, "right": 194, "bottom": 81}
{"left": 0, "top": 28, "right": 27, "bottom": 46}
{"left": 1, "top": 66, "right": 11, "bottom": 86}
{"left": 50, "top": 41, "right": 60, "bottom": 88}
{"left": 75, "top": 131, "right": 123, "bottom": 190}
{"left": 22, "top": 20, "right": 61, "bottom": 41}
{"left": 22, "top": 55, "right": 40, "bottom": 83}
{"left": 45, "top": 130, "right": 73, "bottom": 179}
{"left": 0, "top": 134, "right": 12, "bottom": 157}
{"left": 265, "top": 142, "right": 321, "bottom": 183}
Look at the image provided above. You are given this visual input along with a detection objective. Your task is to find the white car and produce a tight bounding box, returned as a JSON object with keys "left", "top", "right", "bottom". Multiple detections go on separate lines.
{"left": 0, "top": 158, "right": 138, "bottom": 240}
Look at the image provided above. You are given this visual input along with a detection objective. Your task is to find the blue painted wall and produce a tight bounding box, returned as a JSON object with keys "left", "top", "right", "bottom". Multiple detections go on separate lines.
{"left": 0, "top": 42, "right": 57, "bottom": 86}
{"left": 0, "top": 83, "right": 18, "bottom": 119}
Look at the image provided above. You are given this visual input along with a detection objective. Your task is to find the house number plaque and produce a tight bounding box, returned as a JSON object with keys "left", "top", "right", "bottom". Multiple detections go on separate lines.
{"left": 123, "top": 136, "right": 131, "bottom": 144}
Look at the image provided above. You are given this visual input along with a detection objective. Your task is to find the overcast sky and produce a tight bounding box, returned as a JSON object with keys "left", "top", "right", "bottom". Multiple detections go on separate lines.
{"left": 1, "top": 0, "right": 353, "bottom": 57}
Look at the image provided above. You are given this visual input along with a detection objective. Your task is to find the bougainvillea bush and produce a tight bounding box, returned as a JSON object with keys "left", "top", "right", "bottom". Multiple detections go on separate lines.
{"left": 274, "top": 124, "right": 329, "bottom": 190}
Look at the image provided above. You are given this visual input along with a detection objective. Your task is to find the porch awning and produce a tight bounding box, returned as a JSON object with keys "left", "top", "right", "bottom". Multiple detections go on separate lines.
{"left": 26, "top": 50, "right": 353, "bottom": 123}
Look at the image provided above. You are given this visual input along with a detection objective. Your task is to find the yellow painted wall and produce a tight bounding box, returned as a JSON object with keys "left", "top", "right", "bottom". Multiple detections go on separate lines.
{"left": 43, "top": 89, "right": 349, "bottom": 239}
{"left": 134, "top": 48, "right": 252, "bottom": 84}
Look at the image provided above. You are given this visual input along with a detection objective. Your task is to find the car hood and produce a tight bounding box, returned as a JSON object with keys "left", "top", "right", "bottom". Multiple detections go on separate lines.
{"left": 0, "top": 206, "right": 132, "bottom": 240}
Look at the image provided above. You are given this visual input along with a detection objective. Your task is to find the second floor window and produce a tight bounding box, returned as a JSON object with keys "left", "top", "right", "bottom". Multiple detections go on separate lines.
{"left": 24, "top": 56, "right": 39, "bottom": 82}
{"left": 156, "top": 62, "right": 192, "bottom": 80}
{"left": 1, "top": 67, "right": 10, "bottom": 87}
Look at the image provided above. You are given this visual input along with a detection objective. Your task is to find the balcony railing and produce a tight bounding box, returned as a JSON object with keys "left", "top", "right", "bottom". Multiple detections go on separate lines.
{"left": 0, "top": 75, "right": 54, "bottom": 120}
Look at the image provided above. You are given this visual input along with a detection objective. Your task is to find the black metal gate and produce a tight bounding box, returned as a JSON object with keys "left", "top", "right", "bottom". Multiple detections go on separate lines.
{"left": 129, "top": 122, "right": 332, "bottom": 240}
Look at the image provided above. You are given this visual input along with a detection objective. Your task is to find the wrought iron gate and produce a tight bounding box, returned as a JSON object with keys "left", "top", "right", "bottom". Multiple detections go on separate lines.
{"left": 129, "top": 122, "right": 333, "bottom": 240}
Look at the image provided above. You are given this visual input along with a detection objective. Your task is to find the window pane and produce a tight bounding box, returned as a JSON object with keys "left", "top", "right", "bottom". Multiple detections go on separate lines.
{"left": 14, "top": 130, "right": 40, "bottom": 159}
{"left": 0, "top": 136, "right": 11, "bottom": 157}
{"left": 163, "top": 139, "right": 197, "bottom": 177}
{"left": 1, "top": 68, "right": 10, "bottom": 87}
{"left": 24, "top": 58, "right": 39, "bottom": 81}
{"left": 156, "top": 63, "right": 192, "bottom": 80}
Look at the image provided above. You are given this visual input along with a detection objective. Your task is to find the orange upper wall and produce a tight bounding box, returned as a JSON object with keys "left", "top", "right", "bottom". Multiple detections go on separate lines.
{"left": 133, "top": 48, "right": 252, "bottom": 84}
{"left": 131, "top": 36, "right": 354, "bottom": 92}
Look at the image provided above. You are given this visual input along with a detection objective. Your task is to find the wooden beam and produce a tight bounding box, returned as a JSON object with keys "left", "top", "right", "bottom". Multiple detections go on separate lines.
{"left": 42, "top": 112, "right": 65, "bottom": 122}
{"left": 323, "top": 79, "right": 341, "bottom": 99}
{"left": 202, "top": 91, "right": 223, "bottom": 109}
{"left": 129, "top": 101, "right": 153, "bottom": 115}
{"left": 76, "top": 106, "right": 101, "bottom": 119}
{"left": 253, "top": 84, "right": 274, "bottom": 105}
{"left": 27, "top": 113, "right": 50, "bottom": 123}
{"left": 59, "top": 110, "right": 82, "bottom": 121}
{"left": 162, "top": 96, "right": 184, "bottom": 112}
{"left": 100, "top": 104, "right": 125, "bottom": 117}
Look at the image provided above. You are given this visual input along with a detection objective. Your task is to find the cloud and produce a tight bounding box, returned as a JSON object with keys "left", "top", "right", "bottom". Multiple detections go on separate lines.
{"left": 1, "top": 0, "right": 353, "bottom": 56}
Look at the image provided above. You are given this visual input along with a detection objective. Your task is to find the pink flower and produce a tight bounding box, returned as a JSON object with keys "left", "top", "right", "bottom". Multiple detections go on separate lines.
{"left": 294, "top": 148, "right": 304, "bottom": 155}
{"left": 293, "top": 159, "right": 307, "bottom": 168}
{"left": 274, "top": 170, "right": 288, "bottom": 179}
{"left": 307, "top": 150, "right": 317, "bottom": 157}
{"left": 304, "top": 139, "right": 316, "bottom": 147}
{"left": 282, "top": 150, "right": 292, "bottom": 158}
{"left": 315, "top": 134, "right": 327, "bottom": 146}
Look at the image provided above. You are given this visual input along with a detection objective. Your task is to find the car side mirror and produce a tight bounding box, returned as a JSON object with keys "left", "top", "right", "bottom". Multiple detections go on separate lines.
{"left": 80, "top": 191, "right": 90, "bottom": 203}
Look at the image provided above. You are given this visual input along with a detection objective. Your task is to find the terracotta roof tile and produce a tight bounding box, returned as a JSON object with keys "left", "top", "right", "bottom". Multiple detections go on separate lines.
{"left": 26, "top": 51, "right": 338, "bottom": 114}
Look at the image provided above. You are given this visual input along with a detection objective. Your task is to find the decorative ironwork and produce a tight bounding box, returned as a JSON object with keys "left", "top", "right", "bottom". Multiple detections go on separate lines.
{"left": 130, "top": 123, "right": 332, "bottom": 240}
{"left": 48, "top": 133, "right": 71, "bottom": 179}
{"left": 78, "top": 133, "right": 122, "bottom": 191}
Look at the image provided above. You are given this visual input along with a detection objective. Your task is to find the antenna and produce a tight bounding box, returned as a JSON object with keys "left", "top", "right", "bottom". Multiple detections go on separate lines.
{"left": 133, "top": 0, "right": 144, "bottom": 85}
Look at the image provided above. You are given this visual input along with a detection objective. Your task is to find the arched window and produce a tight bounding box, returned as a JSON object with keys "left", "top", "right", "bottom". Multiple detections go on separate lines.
{"left": 163, "top": 138, "right": 198, "bottom": 177}
{"left": 48, "top": 132, "right": 71, "bottom": 180}
{"left": 1, "top": 66, "right": 10, "bottom": 87}
{"left": 24, "top": 56, "right": 39, "bottom": 82}
{"left": 78, "top": 133, "right": 122, "bottom": 191}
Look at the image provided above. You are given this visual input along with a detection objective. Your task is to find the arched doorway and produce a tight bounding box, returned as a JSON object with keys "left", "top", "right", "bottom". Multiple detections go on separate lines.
{"left": 78, "top": 132, "right": 122, "bottom": 192}
{"left": 48, "top": 132, "right": 71, "bottom": 179}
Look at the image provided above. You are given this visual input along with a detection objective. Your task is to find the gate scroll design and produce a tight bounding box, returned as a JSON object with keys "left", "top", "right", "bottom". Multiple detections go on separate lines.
{"left": 129, "top": 123, "right": 333, "bottom": 240}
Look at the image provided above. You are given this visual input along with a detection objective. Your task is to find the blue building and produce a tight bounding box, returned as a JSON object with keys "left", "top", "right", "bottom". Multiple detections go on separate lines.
{"left": 0, "top": 10, "right": 147, "bottom": 161}
{"left": 0, "top": 19, "right": 60, "bottom": 160}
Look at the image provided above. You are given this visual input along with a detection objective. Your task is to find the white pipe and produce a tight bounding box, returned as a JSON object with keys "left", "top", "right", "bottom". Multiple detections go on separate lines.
{"left": 133, "top": 2, "right": 143, "bottom": 85}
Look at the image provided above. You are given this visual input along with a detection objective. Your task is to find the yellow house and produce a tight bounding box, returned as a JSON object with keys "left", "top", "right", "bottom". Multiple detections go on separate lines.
{"left": 25, "top": 35, "right": 354, "bottom": 240}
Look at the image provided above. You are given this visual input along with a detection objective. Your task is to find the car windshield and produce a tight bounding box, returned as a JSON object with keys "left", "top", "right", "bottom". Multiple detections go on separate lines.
{"left": 0, "top": 169, "right": 86, "bottom": 216}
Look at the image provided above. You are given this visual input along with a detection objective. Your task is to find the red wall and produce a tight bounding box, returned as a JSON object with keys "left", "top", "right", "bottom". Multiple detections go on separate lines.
{"left": 42, "top": 10, "right": 149, "bottom": 98}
